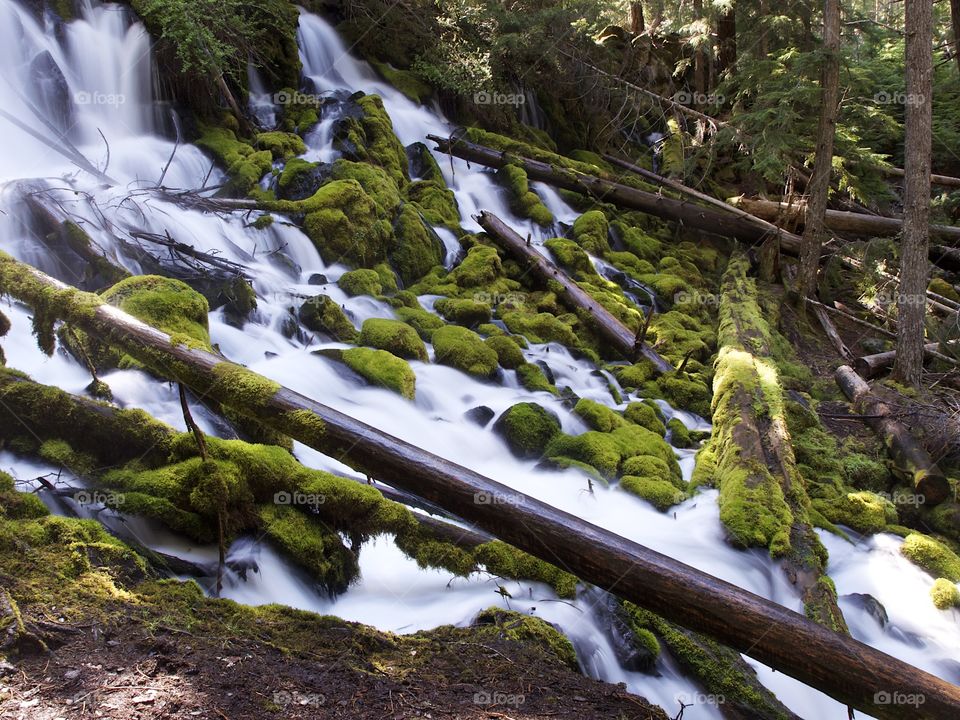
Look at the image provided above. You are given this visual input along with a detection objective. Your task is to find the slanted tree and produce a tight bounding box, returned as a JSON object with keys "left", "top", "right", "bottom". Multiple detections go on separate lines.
{"left": 893, "top": 0, "right": 934, "bottom": 387}
{"left": 797, "top": 0, "right": 841, "bottom": 302}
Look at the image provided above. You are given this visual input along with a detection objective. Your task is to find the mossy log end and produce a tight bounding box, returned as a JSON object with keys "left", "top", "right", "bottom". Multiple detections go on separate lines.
{"left": 2, "top": 253, "right": 960, "bottom": 718}
{"left": 835, "top": 365, "right": 950, "bottom": 505}
{"left": 476, "top": 210, "right": 672, "bottom": 372}
{"left": 707, "top": 253, "right": 848, "bottom": 634}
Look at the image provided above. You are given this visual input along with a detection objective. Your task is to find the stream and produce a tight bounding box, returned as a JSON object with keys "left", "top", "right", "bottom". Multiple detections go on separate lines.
{"left": 0, "top": 2, "right": 957, "bottom": 718}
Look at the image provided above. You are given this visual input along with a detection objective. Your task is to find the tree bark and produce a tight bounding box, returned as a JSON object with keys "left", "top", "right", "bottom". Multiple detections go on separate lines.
{"left": 717, "top": 2, "right": 737, "bottom": 76}
{"left": 951, "top": 0, "right": 960, "bottom": 76}
{"left": 854, "top": 342, "right": 950, "bottom": 378}
{"left": 835, "top": 365, "right": 950, "bottom": 503}
{"left": 630, "top": 1, "right": 645, "bottom": 33}
{"left": 475, "top": 211, "right": 673, "bottom": 372}
{"left": 731, "top": 196, "right": 960, "bottom": 242}
{"left": 893, "top": 0, "right": 934, "bottom": 387}
{"left": 692, "top": 0, "right": 708, "bottom": 94}
{"left": 798, "top": 0, "right": 841, "bottom": 301}
{"left": 3, "top": 254, "right": 960, "bottom": 718}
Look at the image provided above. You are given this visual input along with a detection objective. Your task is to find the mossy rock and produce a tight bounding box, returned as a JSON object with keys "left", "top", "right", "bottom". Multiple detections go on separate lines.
{"left": 395, "top": 306, "right": 446, "bottom": 340}
{"left": 391, "top": 204, "right": 444, "bottom": 285}
{"left": 573, "top": 398, "right": 627, "bottom": 433}
{"left": 546, "top": 425, "right": 679, "bottom": 481}
{"left": 277, "top": 158, "right": 324, "bottom": 200}
{"left": 611, "top": 360, "right": 660, "bottom": 390}
{"left": 484, "top": 336, "right": 525, "bottom": 369}
{"left": 333, "top": 94, "right": 409, "bottom": 184}
{"left": 493, "top": 402, "right": 562, "bottom": 459}
{"left": 434, "top": 298, "right": 491, "bottom": 326}
{"left": 299, "top": 295, "right": 358, "bottom": 342}
{"left": 544, "top": 238, "right": 598, "bottom": 278}
{"left": 657, "top": 372, "right": 712, "bottom": 418}
{"left": 572, "top": 210, "right": 610, "bottom": 256}
{"left": 839, "top": 454, "right": 890, "bottom": 492}
{"left": 358, "top": 318, "right": 428, "bottom": 361}
{"left": 497, "top": 164, "right": 553, "bottom": 226}
{"left": 813, "top": 491, "right": 896, "bottom": 535}
{"left": 329, "top": 159, "right": 402, "bottom": 214}
{"left": 901, "top": 533, "right": 960, "bottom": 581}
{"left": 474, "top": 541, "right": 578, "bottom": 599}
{"left": 501, "top": 311, "right": 579, "bottom": 348}
{"left": 338, "top": 269, "right": 383, "bottom": 297}
{"left": 0, "top": 472, "right": 49, "bottom": 520}
{"left": 623, "top": 402, "right": 666, "bottom": 436}
{"left": 473, "top": 607, "right": 577, "bottom": 669}
{"left": 370, "top": 61, "right": 432, "bottom": 103}
{"left": 517, "top": 362, "right": 559, "bottom": 395}
{"left": 931, "top": 578, "right": 960, "bottom": 609}
{"left": 341, "top": 347, "right": 416, "bottom": 399}
{"left": 621, "top": 455, "right": 673, "bottom": 480}
{"left": 373, "top": 263, "right": 400, "bottom": 294}
{"left": 300, "top": 180, "right": 392, "bottom": 267}
{"left": 432, "top": 325, "right": 499, "bottom": 378}
{"left": 929, "top": 277, "right": 960, "bottom": 303}
{"left": 611, "top": 222, "right": 661, "bottom": 263}
{"left": 103, "top": 275, "right": 211, "bottom": 348}
{"left": 446, "top": 244, "right": 503, "bottom": 288}
{"left": 255, "top": 131, "right": 306, "bottom": 160}
{"left": 195, "top": 126, "right": 273, "bottom": 193}
{"left": 667, "top": 418, "right": 693, "bottom": 448}
{"left": 621, "top": 476, "right": 684, "bottom": 511}
{"left": 405, "top": 180, "right": 460, "bottom": 227}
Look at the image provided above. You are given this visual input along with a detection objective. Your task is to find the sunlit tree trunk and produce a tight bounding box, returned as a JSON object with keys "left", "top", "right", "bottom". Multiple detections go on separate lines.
{"left": 951, "top": 0, "right": 960, "bottom": 75}
{"left": 630, "top": 1, "right": 645, "bottom": 34}
{"left": 693, "top": 0, "right": 707, "bottom": 93}
{"left": 717, "top": 2, "right": 737, "bottom": 76}
{"left": 893, "top": 0, "right": 933, "bottom": 388}
{"left": 797, "top": 0, "right": 841, "bottom": 301}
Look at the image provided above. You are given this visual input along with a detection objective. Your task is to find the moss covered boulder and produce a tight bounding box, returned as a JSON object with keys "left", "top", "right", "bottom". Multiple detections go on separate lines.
{"left": 341, "top": 347, "right": 416, "bottom": 399}
{"left": 358, "top": 318, "right": 428, "bottom": 361}
{"left": 901, "top": 533, "right": 960, "bottom": 581}
{"left": 334, "top": 94, "right": 409, "bottom": 184}
{"left": 624, "top": 401, "right": 666, "bottom": 436}
{"left": 277, "top": 158, "right": 324, "bottom": 200}
{"left": 434, "top": 298, "right": 491, "bottom": 326}
{"left": 484, "top": 335, "right": 525, "bottom": 369}
{"left": 302, "top": 180, "right": 392, "bottom": 267}
{"left": 196, "top": 126, "right": 273, "bottom": 194}
{"left": 517, "top": 362, "right": 559, "bottom": 395}
{"left": 497, "top": 164, "right": 553, "bottom": 226}
{"left": 338, "top": 268, "right": 383, "bottom": 297}
{"left": 931, "top": 578, "right": 960, "bottom": 609}
{"left": 432, "top": 325, "right": 499, "bottom": 378}
{"left": 572, "top": 210, "right": 610, "bottom": 256}
{"left": 299, "top": 295, "right": 358, "bottom": 342}
{"left": 621, "top": 476, "right": 684, "bottom": 511}
{"left": 391, "top": 204, "right": 443, "bottom": 285}
{"left": 493, "top": 402, "right": 561, "bottom": 459}
{"left": 395, "top": 306, "right": 446, "bottom": 340}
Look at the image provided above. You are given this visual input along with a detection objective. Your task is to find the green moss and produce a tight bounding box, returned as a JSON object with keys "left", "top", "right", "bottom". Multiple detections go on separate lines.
{"left": 606, "top": 250, "right": 655, "bottom": 277}
{"left": 370, "top": 61, "right": 432, "bottom": 103}
{"left": 901, "top": 533, "right": 960, "bottom": 581}
{"left": 931, "top": 578, "right": 960, "bottom": 609}
{"left": 497, "top": 164, "right": 553, "bottom": 226}
{"left": 667, "top": 418, "right": 693, "bottom": 448}
{"left": 574, "top": 398, "right": 627, "bottom": 432}
{"left": 341, "top": 347, "right": 416, "bottom": 399}
{"left": 299, "top": 295, "right": 359, "bottom": 342}
{"left": 255, "top": 131, "right": 306, "bottom": 160}
{"left": 612, "top": 223, "right": 662, "bottom": 263}
{"left": 405, "top": 180, "right": 460, "bottom": 227}
{"left": 611, "top": 360, "right": 659, "bottom": 390}
{"left": 813, "top": 491, "right": 896, "bottom": 535}
{"left": 211, "top": 363, "right": 281, "bottom": 409}
{"left": 544, "top": 238, "right": 598, "bottom": 278}
{"left": 391, "top": 204, "right": 444, "bottom": 285}
{"left": 433, "top": 298, "right": 491, "bottom": 326}
{"left": 338, "top": 269, "right": 383, "bottom": 297}
{"left": 100, "top": 275, "right": 210, "bottom": 350}
{"left": 493, "top": 403, "right": 561, "bottom": 459}
{"left": 621, "top": 455, "right": 672, "bottom": 479}
{"left": 572, "top": 211, "right": 610, "bottom": 256}
{"left": 658, "top": 372, "right": 712, "bottom": 418}
{"left": 395, "top": 306, "right": 446, "bottom": 340}
{"left": 929, "top": 277, "right": 960, "bottom": 303}
{"left": 432, "top": 325, "right": 499, "bottom": 378}
{"left": 473, "top": 607, "right": 577, "bottom": 669}
{"left": 501, "top": 311, "right": 579, "bottom": 347}
{"left": 277, "top": 158, "right": 322, "bottom": 200}
{"left": 623, "top": 402, "right": 666, "bottom": 436}
{"left": 259, "top": 505, "right": 358, "bottom": 595}
{"left": 547, "top": 424, "right": 679, "bottom": 482}
{"left": 39, "top": 439, "right": 97, "bottom": 476}
{"left": 446, "top": 245, "right": 503, "bottom": 288}
{"left": 298, "top": 180, "right": 392, "bottom": 267}
{"left": 195, "top": 126, "right": 273, "bottom": 193}
{"left": 329, "top": 159, "right": 402, "bottom": 215}
{"left": 839, "top": 454, "right": 890, "bottom": 492}
{"left": 0, "top": 473, "right": 49, "bottom": 520}
{"left": 516, "top": 362, "right": 559, "bottom": 395}
{"left": 358, "top": 318, "right": 428, "bottom": 361}
{"left": 475, "top": 541, "right": 578, "bottom": 599}
{"left": 621, "top": 476, "right": 685, "bottom": 511}
{"left": 484, "top": 335, "right": 525, "bottom": 369}
{"left": 333, "top": 94, "right": 409, "bottom": 184}
{"left": 373, "top": 263, "right": 399, "bottom": 295}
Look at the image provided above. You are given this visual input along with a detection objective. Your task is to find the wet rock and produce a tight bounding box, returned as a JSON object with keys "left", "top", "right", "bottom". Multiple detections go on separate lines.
{"left": 30, "top": 50, "right": 73, "bottom": 134}
{"left": 843, "top": 593, "right": 888, "bottom": 627}
{"left": 464, "top": 406, "right": 495, "bottom": 427}
{"left": 308, "top": 273, "right": 328, "bottom": 285}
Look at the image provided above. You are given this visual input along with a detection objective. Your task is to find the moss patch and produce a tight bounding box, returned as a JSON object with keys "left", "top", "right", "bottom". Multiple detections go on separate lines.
{"left": 432, "top": 325, "right": 499, "bottom": 378}
{"left": 358, "top": 318, "right": 428, "bottom": 361}
{"left": 341, "top": 348, "right": 417, "bottom": 400}
{"left": 493, "top": 403, "right": 561, "bottom": 459}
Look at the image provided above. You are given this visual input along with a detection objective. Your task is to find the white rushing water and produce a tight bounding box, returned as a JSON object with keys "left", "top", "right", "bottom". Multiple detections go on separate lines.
{"left": 0, "top": 3, "right": 957, "bottom": 718}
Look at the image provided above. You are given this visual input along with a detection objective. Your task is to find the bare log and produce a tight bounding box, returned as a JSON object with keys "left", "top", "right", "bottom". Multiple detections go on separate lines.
{"left": 884, "top": 166, "right": 960, "bottom": 189}
{"left": 835, "top": 365, "right": 950, "bottom": 504}
{"left": 812, "top": 303, "right": 852, "bottom": 360}
{"left": 475, "top": 211, "right": 672, "bottom": 372}
{"left": 853, "top": 342, "right": 959, "bottom": 379}
{"left": 426, "top": 135, "right": 793, "bottom": 249}
{"left": 2, "top": 255, "right": 960, "bottom": 718}
{"left": 731, "top": 196, "right": 960, "bottom": 243}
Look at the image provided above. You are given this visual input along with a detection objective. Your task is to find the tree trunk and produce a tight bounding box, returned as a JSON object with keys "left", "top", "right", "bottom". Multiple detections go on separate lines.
{"left": 630, "top": 1, "right": 644, "bottom": 33}
{"left": 717, "top": 3, "right": 737, "bottom": 76}
{"left": 951, "top": 0, "right": 960, "bottom": 76}
{"left": 798, "top": 0, "right": 841, "bottom": 301}
{"left": 835, "top": 366, "right": 950, "bottom": 503}
{"left": 476, "top": 211, "right": 672, "bottom": 372}
{"left": 853, "top": 341, "right": 954, "bottom": 378}
{"left": 693, "top": 0, "right": 708, "bottom": 94}
{"left": 893, "top": 0, "right": 934, "bottom": 388}
{"left": 3, "top": 254, "right": 960, "bottom": 718}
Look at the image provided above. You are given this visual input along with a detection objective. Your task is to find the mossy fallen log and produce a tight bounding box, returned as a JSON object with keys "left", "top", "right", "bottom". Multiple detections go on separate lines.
{"left": 702, "top": 252, "right": 848, "bottom": 634}
{"left": 835, "top": 366, "right": 950, "bottom": 505}
{"left": 2, "top": 254, "right": 960, "bottom": 718}
{"left": 476, "top": 210, "right": 672, "bottom": 371}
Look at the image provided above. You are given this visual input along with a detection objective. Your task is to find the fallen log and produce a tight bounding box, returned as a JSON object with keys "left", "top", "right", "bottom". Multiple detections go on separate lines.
{"left": 475, "top": 211, "right": 672, "bottom": 372}
{"left": 835, "top": 365, "right": 950, "bottom": 505}
{"left": 930, "top": 244, "right": 960, "bottom": 271}
{"left": 732, "top": 196, "right": 960, "bottom": 243}
{"left": 853, "top": 342, "right": 959, "bottom": 379}
{"left": 884, "top": 166, "right": 960, "bottom": 189}
{"left": 812, "top": 303, "right": 852, "bottom": 360}
{"left": 2, "top": 255, "right": 960, "bottom": 719}
{"left": 426, "top": 135, "right": 797, "bottom": 251}
{"left": 709, "top": 253, "right": 848, "bottom": 634}
{"left": 602, "top": 154, "right": 807, "bottom": 248}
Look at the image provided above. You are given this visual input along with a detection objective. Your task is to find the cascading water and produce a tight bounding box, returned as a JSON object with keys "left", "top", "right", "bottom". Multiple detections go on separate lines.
{"left": 0, "top": 3, "right": 957, "bottom": 719}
